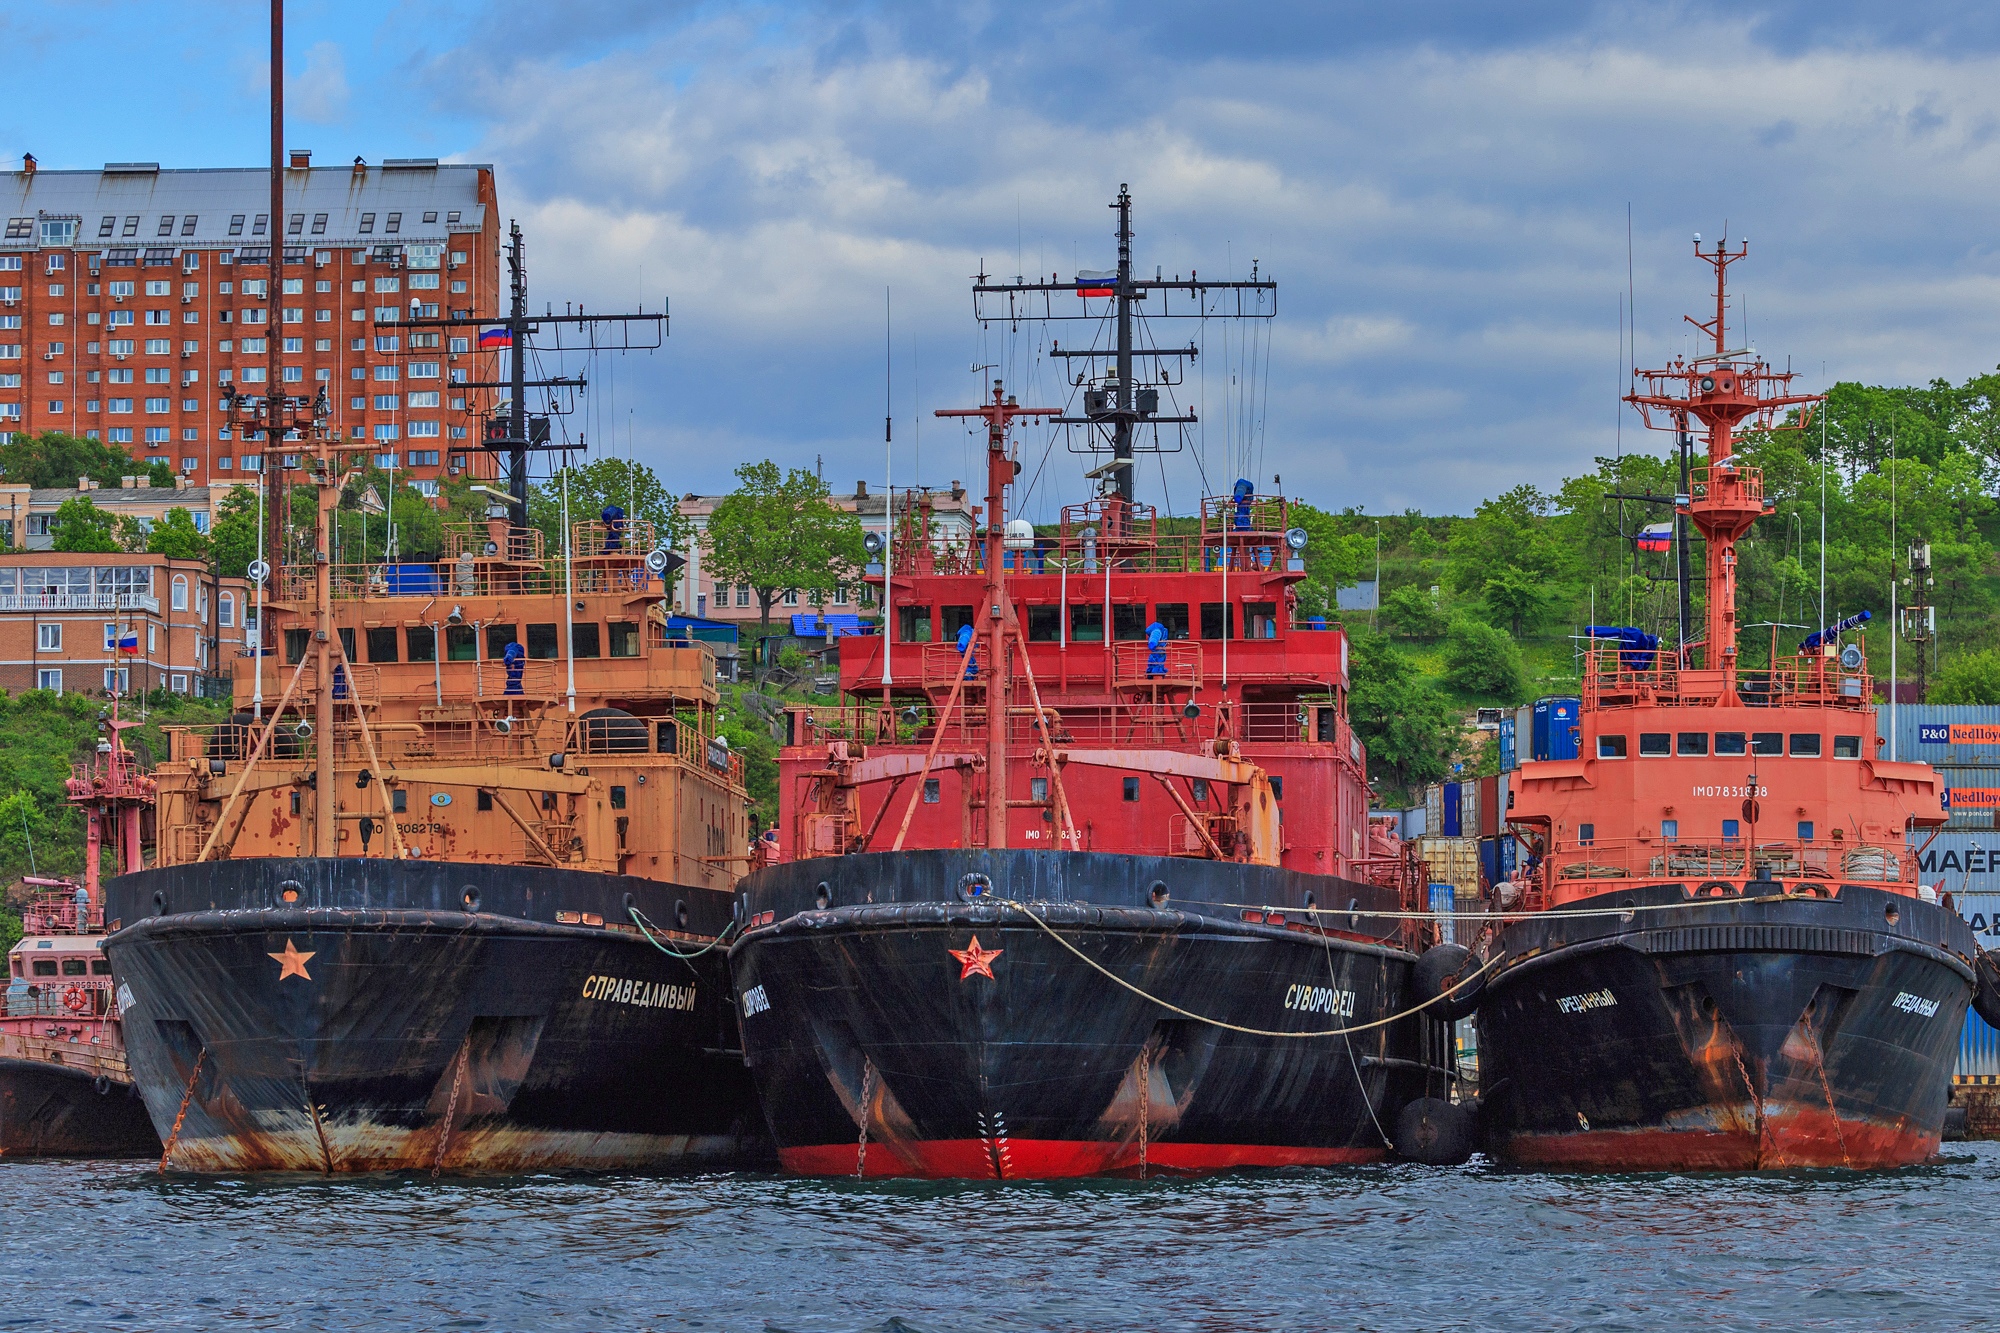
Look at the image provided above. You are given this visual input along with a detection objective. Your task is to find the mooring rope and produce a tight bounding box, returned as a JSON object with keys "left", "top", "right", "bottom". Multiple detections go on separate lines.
{"left": 628, "top": 907, "right": 737, "bottom": 979}
{"left": 994, "top": 898, "right": 1498, "bottom": 1039}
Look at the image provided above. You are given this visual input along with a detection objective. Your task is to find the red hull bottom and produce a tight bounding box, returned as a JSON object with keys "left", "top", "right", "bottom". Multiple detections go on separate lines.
{"left": 1496, "top": 1103, "right": 1940, "bottom": 1171}
{"left": 780, "top": 1138, "right": 1388, "bottom": 1179}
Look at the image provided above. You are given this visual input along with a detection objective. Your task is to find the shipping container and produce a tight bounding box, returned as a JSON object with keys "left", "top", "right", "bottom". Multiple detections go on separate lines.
{"left": 1478, "top": 775, "right": 1499, "bottom": 837}
{"left": 1429, "top": 884, "right": 1457, "bottom": 944}
{"left": 1964, "top": 1010, "right": 2000, "bottom": 1080}
{"left": 1879, "top": 704, "right": 2000, "bottom": 768}
{"left": 1498, "top": 715, "right": 1517, "bottom": 772}
{"left": 1919, "top": 838, "right": 2000, "bottom": 905}
{"left": 1418, "top": 837, "right": 1481, "bottom": 902}
{"left": 1396, "top": 805, "right": 1427, "bottom": 841}
{"left": 1424, "top": 784, "right": 1444, "bottom": 839}
{"left": 1441, "top": 781, "right": 1463, "bottom": 837}
{"left": 1531, "top": 696, "right": 1581, "bottom": 761}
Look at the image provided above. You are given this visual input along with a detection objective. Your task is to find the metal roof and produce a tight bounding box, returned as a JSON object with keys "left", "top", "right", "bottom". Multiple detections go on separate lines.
{"left": 0, "top": 163, "right": 491, "bottom": 252}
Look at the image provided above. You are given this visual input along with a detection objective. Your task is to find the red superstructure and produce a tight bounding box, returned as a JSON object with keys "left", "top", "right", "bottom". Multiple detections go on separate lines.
{"left": 775, "top": 392, "right": 1372, "bottom": 875}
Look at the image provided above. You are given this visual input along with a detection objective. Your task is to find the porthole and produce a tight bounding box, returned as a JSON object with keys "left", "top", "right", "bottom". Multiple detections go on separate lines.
{"left": 279, "top": 878, "right": 303, "bottom": 905}
{"left": 1884, "top": 903, "right": 1900, "bottom": 926}
{"left": 1149, "top": 882, "right": 1170, "bottom": 907}
{"left": 957, "top": 873, "right": 993, "bottom": 903}
{"left": 462, "top": 886, "right": 481, "bottom": 912}
{"left": 675, "top": 898, "right": 690, "bottom": 929}
{"left": 814, "top": 883, "right": 831, "bottom": 911}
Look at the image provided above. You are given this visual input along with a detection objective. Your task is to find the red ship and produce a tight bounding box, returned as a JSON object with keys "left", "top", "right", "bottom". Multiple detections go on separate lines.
{"left": 0, "top": 713, "right": 158, "bottom": 1157}
{"left": 728, "top": 191, "right": 1460, "bottom": 1179}
{"left": 1470, "top": 238, "right": 1976, "bottom": 1169}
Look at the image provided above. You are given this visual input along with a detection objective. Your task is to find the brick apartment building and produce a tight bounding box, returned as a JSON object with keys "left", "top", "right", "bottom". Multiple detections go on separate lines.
{"left": 0, "top": 151, "right": 502, "bottom": 491}
{"left": 675, "top": 480, "right": 979, "bottom": 623}
{"left": 0, "top": 551, "right": 251, "bottom": 697}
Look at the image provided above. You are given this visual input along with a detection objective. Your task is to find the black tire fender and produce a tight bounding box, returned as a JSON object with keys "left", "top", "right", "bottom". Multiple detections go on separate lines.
{"left": 1414, "top": 942, "right": 1484, "bottom": 1021}
{"left": 1393, "top": 1096, "right": 1475, "bottom": 1166}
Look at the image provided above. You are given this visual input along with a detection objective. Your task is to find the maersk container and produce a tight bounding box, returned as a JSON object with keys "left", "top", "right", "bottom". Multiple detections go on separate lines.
{"left": 1922, "top": 842, "right": 2000, "bottom": 903}
{"left": 1880, "top": 703, "right": 2000, "bottom": 768}
{"left": 1964, "top": 1011, "right": 2000, "bottom": 1079}
{"left": 1531, "top": 696, "right": 1581, "bottom": 762}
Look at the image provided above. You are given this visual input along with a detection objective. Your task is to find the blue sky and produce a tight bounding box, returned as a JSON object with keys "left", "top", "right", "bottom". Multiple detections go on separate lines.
{"left": 9, "top": 2, "right": 2000, "bottom": 517}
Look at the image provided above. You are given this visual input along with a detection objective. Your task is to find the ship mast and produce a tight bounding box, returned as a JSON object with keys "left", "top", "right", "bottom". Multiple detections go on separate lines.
{"left": 973, "top": 187, "right": 1275, "bottom": 505}
{"left": 934, "top": 382, "right": 1059, "bottom": 848}
{"left": 1626, "top": 237, "right": 1820, "bottom": 699}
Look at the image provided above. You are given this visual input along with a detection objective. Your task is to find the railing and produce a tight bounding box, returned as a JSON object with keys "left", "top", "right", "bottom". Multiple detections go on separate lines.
{"left": 5, "top": 985, "right": 115, "bottom": 1019}
{"left": 788, "top": 699, "right": 1347, "bottom": 752}
{"left": 572, "top": 520, "right": 659, "bottom": 558}
{"left": 0, "top": 592, "right": 159, "bottom": 613}
{"left": 1581, "top": 645, "right": 1873, "bottom": 711}
{"left": 1112, "top": 640, "right": 1201, "bottom": 689}
{"left": 446, "top": 522, "right": 543, "bottom": 563}
{"left": 1538, "top": 836, "right": 1914, "bottom": 889}
{"left": 1689, "top": 463, "right": 1765, "bottom": 507}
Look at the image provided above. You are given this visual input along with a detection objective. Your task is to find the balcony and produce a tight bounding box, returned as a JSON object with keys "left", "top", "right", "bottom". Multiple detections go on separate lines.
{"left": 0, "top": 592, "right": 160, "bottom": 613}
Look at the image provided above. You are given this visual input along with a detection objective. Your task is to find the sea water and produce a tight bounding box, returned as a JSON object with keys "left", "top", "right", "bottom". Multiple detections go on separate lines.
{"left": 8, "top": 1145, "right": 1998, "bottom": 1331}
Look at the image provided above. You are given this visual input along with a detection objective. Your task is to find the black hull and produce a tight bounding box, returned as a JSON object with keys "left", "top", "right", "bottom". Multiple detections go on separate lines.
{"left": 104, "top": 859, "right": 774, "bottom": 1173}
{"left": 1476, "top": 883, "right": 1976, "bottom": 1169}
{"left": 0, "top": 1058, "right": 158, "bottom": 1158}
{"left": 731, "top": 851, "right": 1433, "bottom": 1178}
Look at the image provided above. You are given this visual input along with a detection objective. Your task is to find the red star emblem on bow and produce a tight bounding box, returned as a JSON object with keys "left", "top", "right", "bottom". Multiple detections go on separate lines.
{"left": 948, "top": 935, "right": 1003, "bottom": 981}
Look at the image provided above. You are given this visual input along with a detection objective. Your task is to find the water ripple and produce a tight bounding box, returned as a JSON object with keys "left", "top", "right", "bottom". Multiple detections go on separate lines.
{"left": 3, "top": 1147, "right": 1996, "bottom": 1330}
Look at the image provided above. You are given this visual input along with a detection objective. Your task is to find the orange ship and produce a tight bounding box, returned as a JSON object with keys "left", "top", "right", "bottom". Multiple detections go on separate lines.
{"left": 1466, "top": 238, "right": 1977, "bottom": 1169}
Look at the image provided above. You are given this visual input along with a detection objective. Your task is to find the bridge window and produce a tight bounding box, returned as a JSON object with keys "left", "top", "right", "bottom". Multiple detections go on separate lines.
{"left": 61, "top": 958, "right": 87, "bottom": 976}
{"left": 446, "top": 625, "right": 477, "bottom": 660}
{"left": 1715, "top": 731, "right": 1747, "bottom": 756}
{"left": 1577, "top": 823, "right": 1594, "bottom": 845}
{"left": 285, "top": 627, "right": 309, "bottom": 664}
{"left": 1722, "top": 819, "right": 1740, "bottom": 842}
{"left": 1833, "top": 735, "right": 1862, "bottom": 759}
{"left": 897, "top": 605, "right": 932, "bottom": 643}
{"left": 1597, "top": 735, "right": 1626, "bottom": 758}
{"left": 1676, "top": 732, "right": 1708, "bottom": 756}
{"left": 611, "top": 785, "right": 627, "bottom": 810}
{"left": 1069, "top": 605, "right": 1103, "bottom": 643}
{"left": 366, "top": 626, "right": 398, "bottom": 662}
{"left": 941, "top": 605, "right": 975, "bottom": 640}
{"left": 1113, "top": 605, "right": 1150, "bottom": 641}
{"left": 1789, "top": 734, "right": 1821, "bottom": 757}
{"left": 91, "top": 959, "right": 111, "bottom": 975}
{"left": 1027, "top": 606, "right": 1060, "bottom": 642}
{"left": 1199, "top": 603, "right": 1235, "bottom": 641}
{"left": 609, "top": 622, "right": 640, "bottom": 657}
{"left": 485, "top": 623, "right": 518, "bottom": 659}
{"left": 1245, "top": 601, "right": 1278, "bottom": 639}
{"left": 337, "top": 628, "right": 357, "bottom": 662}
{"left": 1123, "top": 777, "right": 1139, "bottom": 801}
{"left": 1661, "top": 819, "right": 1678, "bottom": 840}
{"left": 526, "top": 622, "right": 560, "bottom": 659}
{"left": 407, "top": 626, "right": 436, "bottom": 662}
{"left": 572, "top": 623, "right": 600, "bottom": 658}
{"left": 32, "top": 959, "right": 57, "bottom": 977}
{"left": 1751, "top": 732, "right": 1783, "bottom": 755}
{"left": 1638, "top": 732, "right": 1670, "bottom": 756}
{"left": 391, "top": 789, "right": 407, "bottom": 813}
{"left": 1270, "top": 776, "right": 1284, "bottom": 801}
{"left": 1155, "top": 603, "right": 1190, "bottom": 639}
{"left": 1192, "top": 779, "right": 1210, "bottom": 803}
{"left": 923, "top": 778, "right": 940, "bottom": 803}
{"left": 477, "top": 790, "right": 493, "bottom": 811}
{"left": 1798, "top": 821, "right": 1815, "bottom": 841}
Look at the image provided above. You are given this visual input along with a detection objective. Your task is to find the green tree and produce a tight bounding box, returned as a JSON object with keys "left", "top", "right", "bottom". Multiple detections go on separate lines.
{"left": 704, "top": 461, "right": 867, "bottom": 626}
{"left": 1442, "top": 617, "right": 1529, "bottom": 702}
{"left": 49, "top": 496, "right": 119, "bottom": 553}
{"left": 146, "top": 507, "right": 211, "bottom": 561}
{"left": 0, "top": 431, "right": 144, "bottom": 488}
{"left": 1380, "top": 584, "right": 1447, "bottom": 639}
{"left": 1931, "top": 649, "right": 2000, "bottom": 705}
{"left": 147, "top": 461, "right": 175, "bottom": 487}
{"left": 210, "top": 486, "right": 260, "bottom": 579}
{"left": 530, "top": 459, "right": 692, "bottom": 557}
{"left": 1345, "top": 625, "right": 1463, "bottom": 795}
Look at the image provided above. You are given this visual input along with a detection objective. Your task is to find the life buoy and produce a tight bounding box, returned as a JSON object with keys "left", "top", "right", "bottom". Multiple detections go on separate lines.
{"left": 61, "top": 985, "right": 88, "bottom": 1013}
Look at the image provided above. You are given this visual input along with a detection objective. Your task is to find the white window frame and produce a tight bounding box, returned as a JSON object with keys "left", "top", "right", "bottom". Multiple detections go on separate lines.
{"left": 37, "top": 669, "right": 61, "bottom": 694}
{"left": 37, "top": 623, "right": 60, "bottom": 651}
{"left": 171, "top": 574, "right": 189, "bottom": 611}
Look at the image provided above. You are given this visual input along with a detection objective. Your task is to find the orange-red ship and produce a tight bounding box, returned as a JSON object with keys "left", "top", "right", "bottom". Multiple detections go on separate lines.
{"left": 1469, "top": 238, "right": 1976, "bottom": 1169}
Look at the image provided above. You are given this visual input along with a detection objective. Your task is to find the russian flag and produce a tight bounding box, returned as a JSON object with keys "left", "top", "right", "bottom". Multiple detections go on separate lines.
{"left": 1075, "top": 269, "right": 1115, "bottom": 297}
{"left": 478, "top": 327, "right": 513, "bottom": 349}
{"left": 117, "top": 631, "right": 139, "bottom": 655}
{"left": 1636, "top": 521, "right": 1673, "bottom": 553}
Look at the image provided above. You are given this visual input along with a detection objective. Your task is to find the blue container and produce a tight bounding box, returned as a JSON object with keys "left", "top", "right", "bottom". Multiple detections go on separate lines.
{"left": 1428, "top": 884, "right": 1457, "bottom": 944}
{"left": 1442, "top": 782, "right": 1463, "bottom": 837}
{"left": 1498, "top": 716, "right": 1517, "bottom": 772}
{"left": 1478, "top": 837, "right": 1500, "bottom": 890}
{"left": 1531, "top": 696, "right": 1581, "bottom": 762}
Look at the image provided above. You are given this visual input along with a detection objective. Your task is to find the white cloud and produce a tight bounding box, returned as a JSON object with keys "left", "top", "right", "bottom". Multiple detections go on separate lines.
{"left": 294, "top": 41, "right": 350, "bottom": 124}
{"left": 417, "top": 11, "right": 2000, "bottom": 515}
